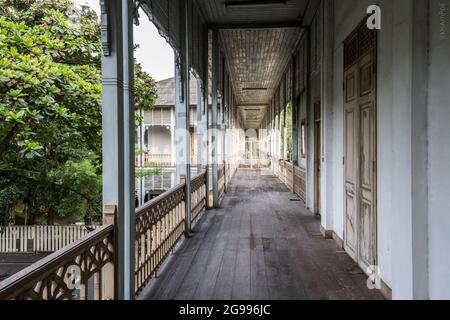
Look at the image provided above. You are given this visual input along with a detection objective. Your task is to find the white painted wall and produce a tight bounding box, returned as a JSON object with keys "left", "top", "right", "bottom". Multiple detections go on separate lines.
{"left": 327, "top": 0, "right": 450, "bottom": 299}
{"left": 428, "top": 0, "right": 450, "bottom": 299}
{"left": 330, "top": 0, "right": 414, "bottom": 296}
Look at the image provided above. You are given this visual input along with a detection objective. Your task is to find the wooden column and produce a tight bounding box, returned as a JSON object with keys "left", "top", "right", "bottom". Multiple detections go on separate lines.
{"left": 175, "top": 0, "right": 193, "bottom": 234}
{"left": 100, "top": 0, "right": 135, "bottom": 300}
{"left": 222, "top": 63, "right": 227, "bottom": 191}
{"left": 211, "top": 28, "right": 220, "bottom": 208}
{"left": 197, "top": 78, "right": 204, "bottom": 173}
{"left": 292, "top": 57, "right": 299, "bottom": 165}
{"left": 102, "top": 205, "right": 116, "bottom": 300}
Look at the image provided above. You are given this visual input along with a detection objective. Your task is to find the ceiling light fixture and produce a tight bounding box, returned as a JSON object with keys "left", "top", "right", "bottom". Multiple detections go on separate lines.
{"left": 225, "top": 0, "right": 287, "bottom": 8}
{"left": 242, "top": 88, "right": 268, "bottom": 91}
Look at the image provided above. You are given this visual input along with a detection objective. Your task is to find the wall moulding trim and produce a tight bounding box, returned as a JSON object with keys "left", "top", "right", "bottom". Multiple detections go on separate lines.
{"left": 380, "top": 278, "right": 392, "bottom": 300}
{"left": 320, "top": 225, "right": 333, "bottom": 239}
{"left": 320, "top": 226, "right": 391, "bottom": 300}
{"left": 332, "top": 231, "right": 344, "bottom": 249}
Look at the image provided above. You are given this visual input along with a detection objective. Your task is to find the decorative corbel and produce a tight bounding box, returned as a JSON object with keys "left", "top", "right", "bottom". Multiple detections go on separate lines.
{"left": 133, "top": 0, "right": 142, "bottom": 26}
{"left": 100, "top": 0, "right": 110, "bottom": 56}
{"left": 176, "top": 56, "right": 184, "bottom": 103}
{"left": 201, "top": 82, "right": 206, "bottom": 114}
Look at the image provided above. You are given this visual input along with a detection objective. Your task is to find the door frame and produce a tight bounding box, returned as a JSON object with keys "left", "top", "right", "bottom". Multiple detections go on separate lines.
{"left": 342, "top": 19, "right": 378, "bottom": 272}
{"left": 313, "top": 99, "right": 321, "bottom": 216}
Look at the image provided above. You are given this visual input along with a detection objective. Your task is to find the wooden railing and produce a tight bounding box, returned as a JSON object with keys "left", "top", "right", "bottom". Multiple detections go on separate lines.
{"left": 0, "top": 223, "right": 114, "bottom": 300}
{"left": 134, "top": 183, "right": 185, "bottom": 295}
{"left": 0, "top": 170, "right": 209, "bottom": 299}
{"left": 294, "top": 165, "right": 307, "bottom": 202}
{"left": 0, "top": 225, "right": 98, "bottom": 253}
{"left": 134, "top": 169, "right": 208, "bottom": 295}
{"left": 278, "top": 160, "right": 306, "bottom": 203}
{"left": 190, "top": 170, "right": 207, "bottom": 223}
{"left": 285, "top": 162, "right": 294, "bottom": 191}
{"left": 135, "top": 153, "right": 173, "bottom": 168}
{"left": 147, "top": 154, "right": 173, "bottom": 167}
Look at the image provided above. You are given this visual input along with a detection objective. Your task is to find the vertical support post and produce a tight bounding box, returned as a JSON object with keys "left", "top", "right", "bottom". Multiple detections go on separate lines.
{"left": 211, "top": 28, "right": 220, "bottom": 208}
{"left": 319, "top": 0, "right": 334, "bottom": 234}
{"left": 101, "top": 0, "right": 135, "bottom": 300}
{"left": 292, "top": 57, "right": 299, "bottom": 165}
{"left": 222, "top": 64, "right": 227, "bottom": 192}
{"left": 122, "top": 0, "right": 136, "bottom": 300}
{"left": 204, "top": 164, "right": 210, "bottom": 208}
{"left": 284, "top": 80, "right": 288, "bottom": 161}
{"left": 201, "top": 28, "right": 210, "bottom": 202}
{"left": 277, "top": 93, "right": 281, "bottom": 163}
{"left": 179, "top": 175, "right": 190, "bottom": 236}
{"left": 102, "top": 205, "right": 116, "bottom": 300}
{"left": 197, "top": 78, "right": 203, "bottom": 173}
{"left": 175, "top": 58, "right": 186, "bottom": 181}
{"left": 170, "top": 109, "right": 175, "bottom": 167}
{"left": 181, "top": 0, "right": 192, "bottom": 234}
{"left": 305, "top": 25, "right": 314, "bottom": 210}
{"left": 138, "top": 104, "right": 144, "bottom": 206}
{"left": 184, "top": 0, "right": 192, "bottom": 234}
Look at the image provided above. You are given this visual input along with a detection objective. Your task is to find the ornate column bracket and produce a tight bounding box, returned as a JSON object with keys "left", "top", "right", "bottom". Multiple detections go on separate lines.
{"left": 100, "top": 0, "right": 110, "bottom": 56}
{"left": 133, "top": 0, "right": 142, "bottom": 26}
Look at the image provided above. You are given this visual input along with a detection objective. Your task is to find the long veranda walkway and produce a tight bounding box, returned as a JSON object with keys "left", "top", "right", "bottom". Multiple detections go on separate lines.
{"left": 140, "top": 169, "right": 384, "bottom": 300}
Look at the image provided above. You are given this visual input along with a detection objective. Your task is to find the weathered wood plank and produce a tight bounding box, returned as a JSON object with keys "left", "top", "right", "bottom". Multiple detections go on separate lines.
{"left": 141, "top": 169, "right": 384, "bottom": 300}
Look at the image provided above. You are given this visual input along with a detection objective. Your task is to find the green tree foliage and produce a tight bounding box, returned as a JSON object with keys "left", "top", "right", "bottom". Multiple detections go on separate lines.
{"left": 0, "top": 0, "right": 158, "bottom": 225}
{"left": 286, "top": 103, "right": 293, "bottom": 161}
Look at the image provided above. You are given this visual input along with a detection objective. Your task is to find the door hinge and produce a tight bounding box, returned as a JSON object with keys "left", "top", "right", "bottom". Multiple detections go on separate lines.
{"left": 343, "top": 157, "right": 345, "bottom": 166}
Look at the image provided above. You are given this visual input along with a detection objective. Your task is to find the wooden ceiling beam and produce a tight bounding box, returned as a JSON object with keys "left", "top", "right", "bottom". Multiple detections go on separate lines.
{"left": 210, "top": 21, "right": 303, "bottom": 30}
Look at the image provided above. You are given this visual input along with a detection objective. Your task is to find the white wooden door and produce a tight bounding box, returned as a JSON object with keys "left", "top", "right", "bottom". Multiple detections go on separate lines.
{"left": 344, "top": 64, "right": 359, "bottom": 261}
{"left": 357, "top": 51, "right": 377, "bottom": 271}
{"left": 343, "top": 23, "right": 377, "bottom": 271}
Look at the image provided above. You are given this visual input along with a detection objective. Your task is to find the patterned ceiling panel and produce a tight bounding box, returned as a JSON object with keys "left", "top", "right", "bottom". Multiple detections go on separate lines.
{"left": 219, "top": 27, "right": 301, "bottom": 104}
{"left": 197, "top": 0, "right": 308, "bottom": 25}
{"left": 197, "top": 0, "right": 308, "bottom": 128}
{"left": 239, "top": 105, "right": 267, "bottom": 129}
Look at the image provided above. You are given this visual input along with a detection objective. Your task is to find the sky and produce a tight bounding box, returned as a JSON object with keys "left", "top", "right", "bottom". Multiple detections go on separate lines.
{"left": 74, "top": 0, "right": 174, "bottom": 81}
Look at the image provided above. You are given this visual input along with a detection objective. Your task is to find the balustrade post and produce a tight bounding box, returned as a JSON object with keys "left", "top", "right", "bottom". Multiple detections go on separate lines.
{"left": 180, "top": 175, "right": 191, "bottom": 236}
{"left": 211, "top": 28, "right": 220, "bottom": 208}
{"left": 204, "top": 165, "right": 210, "bottom": 209}
{"left": 102, "top": 204, "right": 116, "bottom": 300}
{"left": 223, "top": 160, "right": 227, "bottom": 193}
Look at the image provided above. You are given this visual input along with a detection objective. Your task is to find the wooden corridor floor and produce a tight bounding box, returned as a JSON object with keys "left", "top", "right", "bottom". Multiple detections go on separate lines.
{"left": 140, "top": 169, "right": 384, "bottom": 300}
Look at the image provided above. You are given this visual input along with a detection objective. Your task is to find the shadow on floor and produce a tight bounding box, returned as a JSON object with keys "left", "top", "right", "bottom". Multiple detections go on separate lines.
{"left": 139, "top": 169, "right": 384, "bottom": 300}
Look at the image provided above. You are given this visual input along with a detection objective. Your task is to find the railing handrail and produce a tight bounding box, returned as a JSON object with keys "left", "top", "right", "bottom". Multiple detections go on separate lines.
{"left": 190, "top": 169, "right": 207, "bottom": 186}
{"left": 135, "top": 169, "right": 207, "bottom": 218}
{"left": 0, "top": 224, "right": 113, "bottom": 299}
{"left": 0, "top": 169, "right": 210, "bottom": 299}
{"left": 135, "top": 183, "right": 185, "bottom": 219}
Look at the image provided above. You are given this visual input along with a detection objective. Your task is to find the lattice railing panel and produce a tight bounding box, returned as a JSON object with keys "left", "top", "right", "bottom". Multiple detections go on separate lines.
{"left": 135, "top": 184, "right": 185, "bottom": 295}
{"left": 191, "top": 170, "right": 207, "bottom": 223}
{"left": 0, "top": 225, "right": 114, "bottom": 300}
